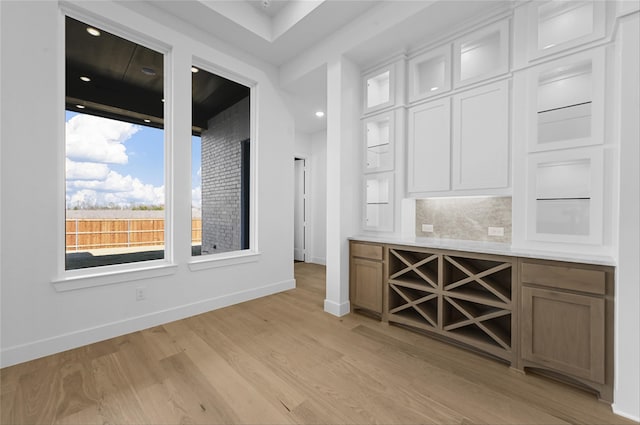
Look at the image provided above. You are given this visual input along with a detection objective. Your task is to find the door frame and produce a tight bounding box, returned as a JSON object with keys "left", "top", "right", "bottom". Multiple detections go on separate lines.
{"left": 294, "top": 155, "right": 310, "bottom": 262}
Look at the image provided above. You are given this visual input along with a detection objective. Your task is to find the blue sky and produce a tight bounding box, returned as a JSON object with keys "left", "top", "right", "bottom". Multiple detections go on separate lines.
{"left": 65, "top": 111, "right": 201, "bottom": 209}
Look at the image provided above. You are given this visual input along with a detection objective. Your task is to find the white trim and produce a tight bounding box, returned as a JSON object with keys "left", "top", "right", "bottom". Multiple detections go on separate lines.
{"left": 188, "top": 250, "right": 261, "bottom": 271}
{"left": 611, "top": 406, "right": 640, "bottom": 423}
{"left": 3, "top": 277, "right": 294, "bottom": 368}
{"left": 58, "top": 6, "right": 174, "bottom": 282}
{"left": 324, "top": 299, "right": 350, "bottom": 317}
{"left": 308, "top": 256, "right": 326, "bottom": 265}
{"left": 52, "top": 263, "right": 178, "bottom": 292}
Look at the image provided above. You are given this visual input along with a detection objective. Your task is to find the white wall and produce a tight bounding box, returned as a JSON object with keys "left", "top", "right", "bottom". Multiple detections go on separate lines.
{"left": 293, "top": 129, "right": 327, "bottom": 265}
{"left": 0, "top": 1, "right": 295, "bottom": 367}
{"left": 310, "top": 130, "right": 327, "bottom": 265}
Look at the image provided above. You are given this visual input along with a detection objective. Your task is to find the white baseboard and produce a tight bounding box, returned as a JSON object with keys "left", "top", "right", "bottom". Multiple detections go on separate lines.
{"left": 324, "top": 299, "right": 350, "bottom": 317}
{"left": 612, "top": 404, "right": 640, "bottom": 422}
{"left": 308, "top": 256, "right": 326, "bottom": 265}
{"left": 0, "top": 278, "right": 295, "bottom": 368}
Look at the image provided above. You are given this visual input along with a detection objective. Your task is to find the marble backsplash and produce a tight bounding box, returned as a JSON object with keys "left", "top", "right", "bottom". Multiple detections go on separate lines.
{"left": 415, "top": 197, "right": 512, "bottom": 243}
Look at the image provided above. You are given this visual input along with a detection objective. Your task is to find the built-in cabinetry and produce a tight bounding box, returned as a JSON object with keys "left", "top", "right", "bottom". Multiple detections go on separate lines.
{"left": 387, "top": 246, "right": 516, "bottom": 363}
{"left": 407, "top": 99, "right": 450, "bottom": 192}
{"left": 349, "top": 242, "right": 385, "bottom": 316}
{"left": 408, "top": 45, "right": 451, "bottom": 102}
{"left": 526, "top": 0, "right": 606, "bottom": 61}
{"left": 407, "top": 80, "right": 509, "bottom": 194}
{"left": 454, "top": 20, "right": 510, "bottom": 87}
{"left": 526, "top": 48, "right": 605, "bottom": 152}
{"left": 519, "top": 257, "right": 613, "bottom": 402}
{"left": 363, "top": 65, "right": 395, "bottom": 115}
{"left": 527, "top": 147, "right": 603, "bottom": 244}
{"left": 452, "top": 80, "right": 510, "bottom": 190}
{"left": 361, "top": 60, "right": 404, "bottom": 232}
{"left": 349, "top": 240, "right": 614, "bottom": 402}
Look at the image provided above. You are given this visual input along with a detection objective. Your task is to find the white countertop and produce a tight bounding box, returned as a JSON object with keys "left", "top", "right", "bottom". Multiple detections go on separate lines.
{"left": 349, "top": 235, "right": 616, "bottom": 266}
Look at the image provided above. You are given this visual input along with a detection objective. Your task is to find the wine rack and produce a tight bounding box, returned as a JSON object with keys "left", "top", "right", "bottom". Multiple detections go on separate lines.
{"left": 387, "top": 247, "right": 516, "bottom": 364}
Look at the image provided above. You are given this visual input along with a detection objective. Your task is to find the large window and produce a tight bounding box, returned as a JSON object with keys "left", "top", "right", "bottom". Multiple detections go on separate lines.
{"left": 191, "top": 65, "right": 251, "bottom": 256}
{"left": 65, "top": 16, "right": 165, "bottom": 270}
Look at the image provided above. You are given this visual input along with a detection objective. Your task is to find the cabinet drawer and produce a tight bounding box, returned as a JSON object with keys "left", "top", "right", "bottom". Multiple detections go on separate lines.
{"left": 521, "top": 262, "right": 605, "bottom": 295}
{"left": 351, "top": 243, "right": 383, "bottom": 261}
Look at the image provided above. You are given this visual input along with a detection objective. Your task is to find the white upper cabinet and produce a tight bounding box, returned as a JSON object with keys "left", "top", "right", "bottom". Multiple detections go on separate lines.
{"left": 407, "top": 99, "right": 451, "bottom": 193}
{"left": 527, "top": 48, "right": 605, "bottom": 152}
{"left": 527, "top": 148, "right": 603, "bottom": 244}
{"left": 452, "top": 80, "right": 510, "bottom": 190}
{"left": 364, "top": 112, "right": 394, "bottom": 173}
{"left": 408, "top": 45, "right": 452, "bottom": 103}
{"left": 364, "top": 172, "right": 394, "bottom": 231}
{"left": 363, "top": 65, "right": 395, "bottom": 114}
{"left": 527, "top": 0, "right": 606, "bottom": 61}
{"left": 454, "top": 20, "right": 509, "bottom": 88}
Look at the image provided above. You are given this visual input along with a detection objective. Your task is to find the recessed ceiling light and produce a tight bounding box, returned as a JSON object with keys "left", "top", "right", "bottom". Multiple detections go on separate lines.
{"left": 430, "top": 86, "right": 439, "bottom": 91}
{"left": 191, "top": 66, "right": 199, "bottom": 73}
{"left": 141, "top": 67, "right": 157, "bottom": 76}
{"left": 86, "top": 27, "right": 101, "bottom": 37}
{"left": 315, "top": 111, "right": 325, "bottom": 118}
{"left": 76, "top": 105, "right": 85, "bottom": 109}
{"left": 80, "top": 76, "right": 91, "bottom": 82}
{"left": 144, "top": 119, "right": 151, "bottom": 123}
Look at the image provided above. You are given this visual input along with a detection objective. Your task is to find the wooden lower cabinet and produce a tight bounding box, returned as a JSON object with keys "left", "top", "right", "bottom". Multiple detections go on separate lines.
{"left": 519, "top": 258, "right": 614, "bottom": 402}
{"left": 348, "top": 241, "right": 614, "bottom": 403}
{"left": 350, "top": 242, "right": 384, "bottom": 315}
{"left": 386, "top": 245, "right": 517, "bottom": 365}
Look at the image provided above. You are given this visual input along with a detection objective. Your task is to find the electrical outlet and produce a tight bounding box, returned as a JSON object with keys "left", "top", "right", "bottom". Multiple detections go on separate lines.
{"left": 136, "top": 287, "right": 146, "bottom": 301}
{"left": 488, "top": 227, "right": 505, "bottom": 237}
{"left": 422, "top": 224, "right": 434, "bottom": 233}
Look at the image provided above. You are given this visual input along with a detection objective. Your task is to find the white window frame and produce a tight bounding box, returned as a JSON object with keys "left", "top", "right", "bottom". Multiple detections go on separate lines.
{"left": 187, "top": 57, "right": 260, "bottom": 272}
{"left": 54, "top": 6, "right": 176, "bottom": 290}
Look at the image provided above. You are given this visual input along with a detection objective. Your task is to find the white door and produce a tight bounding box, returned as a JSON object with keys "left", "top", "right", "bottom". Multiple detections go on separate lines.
{"left": 294, "top": 158, "right": 305, "bottom": 261}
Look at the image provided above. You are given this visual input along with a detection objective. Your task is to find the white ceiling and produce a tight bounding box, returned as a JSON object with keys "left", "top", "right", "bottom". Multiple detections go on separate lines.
{"left": 246, "top": 0, "right": 291, "bottom": 18}
{"left": 148, "top": 0, "right": 511, "bottom": 134}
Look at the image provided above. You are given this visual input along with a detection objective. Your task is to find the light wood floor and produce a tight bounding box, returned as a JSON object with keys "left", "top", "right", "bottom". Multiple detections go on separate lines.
{"left": 1, "top": 263, "right": 637, "bottom": 425}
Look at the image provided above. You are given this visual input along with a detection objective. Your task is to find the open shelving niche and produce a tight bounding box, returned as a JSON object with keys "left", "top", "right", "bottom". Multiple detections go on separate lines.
{"left": 387, "top": 247, "right": 517, "bottom": 363}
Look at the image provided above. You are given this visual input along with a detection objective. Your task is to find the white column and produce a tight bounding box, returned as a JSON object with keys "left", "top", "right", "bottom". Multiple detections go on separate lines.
{"left": 324, "top": 56, "right": 360, "bottom": 316}
{"left": 169, "top": 47, "right": 194, "bottom": 265}
{"left": 613, "top": 9, "right": 640, "bottom": 422}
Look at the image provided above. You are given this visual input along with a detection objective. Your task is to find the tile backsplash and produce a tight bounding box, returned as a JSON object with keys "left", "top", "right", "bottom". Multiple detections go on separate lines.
{"left": 415, "top": 197, "right": 512, "bottom": 243}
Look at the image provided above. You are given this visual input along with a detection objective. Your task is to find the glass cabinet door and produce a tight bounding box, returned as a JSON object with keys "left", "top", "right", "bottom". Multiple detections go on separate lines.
{"left": 363, "top": 65, "right": 395, "bottom": 114}
{"left": 364, "top": 113, "right": 394, "bottom": 173}
{"left": 528, "top": 48, "right": 605, "bottom": 151}
{"left": 527, "top": 148, "right": 602, "bottom": 244}
{"left": 528, "top": 1, "right": 606, "bottom": 61}
{"left": 454, "top": 20, "right": 509, "bottom": 88}
{"left": 408, "top": 45, "right": 451, "bottom": 102}
{"left": 364, "top": 172, "right": 394, "bottom": 231}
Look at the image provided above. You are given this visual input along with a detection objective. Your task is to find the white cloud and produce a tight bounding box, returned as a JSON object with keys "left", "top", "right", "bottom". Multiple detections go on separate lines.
{"left": 192, "top": 186, "right": 202, "bottom": 208}
{"left": 66, "top": 114, "right": 138, "bottom": 164}
{"left": 67, "top": 170, "right": 165, "bottom": 207}
{"left": 68, "top": 189, "right": 99, "bottom": 209}
{"left": 66, "top": 158, "right": 110, "bottom": 181}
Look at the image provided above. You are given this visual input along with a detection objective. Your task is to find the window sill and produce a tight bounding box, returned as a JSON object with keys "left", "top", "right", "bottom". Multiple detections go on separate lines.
{"left": 52, "top": 261, "right": 178, "bottom": 292}
{"left": 188, "top": 250, "right": 261, "bottom": 271}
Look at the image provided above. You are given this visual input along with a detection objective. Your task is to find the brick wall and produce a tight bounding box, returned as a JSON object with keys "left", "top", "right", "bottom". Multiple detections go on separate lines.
{"left": 201, "top": 97, "right": 250, "bottom": 254}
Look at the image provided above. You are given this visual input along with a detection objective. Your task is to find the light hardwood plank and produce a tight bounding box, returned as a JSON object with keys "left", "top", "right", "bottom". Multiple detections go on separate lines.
{"left": 0, "top": 262, "right": 636, "bottom": 425}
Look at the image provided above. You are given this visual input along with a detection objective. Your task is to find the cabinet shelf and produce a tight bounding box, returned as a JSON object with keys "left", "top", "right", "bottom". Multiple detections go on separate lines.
{"left": 386, "top": 247, "right": 515, "bottom": 363}
{"left": 443, "top": 255, "right": 512, "bottom": 304}
{"left": 536, "top": 197, "right": 590, "bottom": 201}
{"left": 389, "top": 283, "right": 438, "bottom": 328}
{"left": 389, "top": 277, "right": 438, "bottom": 293}
{"left": 538, "top": 101, "right": 592, "bottom": 115}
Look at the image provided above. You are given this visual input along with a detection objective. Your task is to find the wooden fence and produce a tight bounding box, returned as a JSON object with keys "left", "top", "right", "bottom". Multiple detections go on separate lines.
{"left": 66, "top": 219, "right": 202, "bottom": 252}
